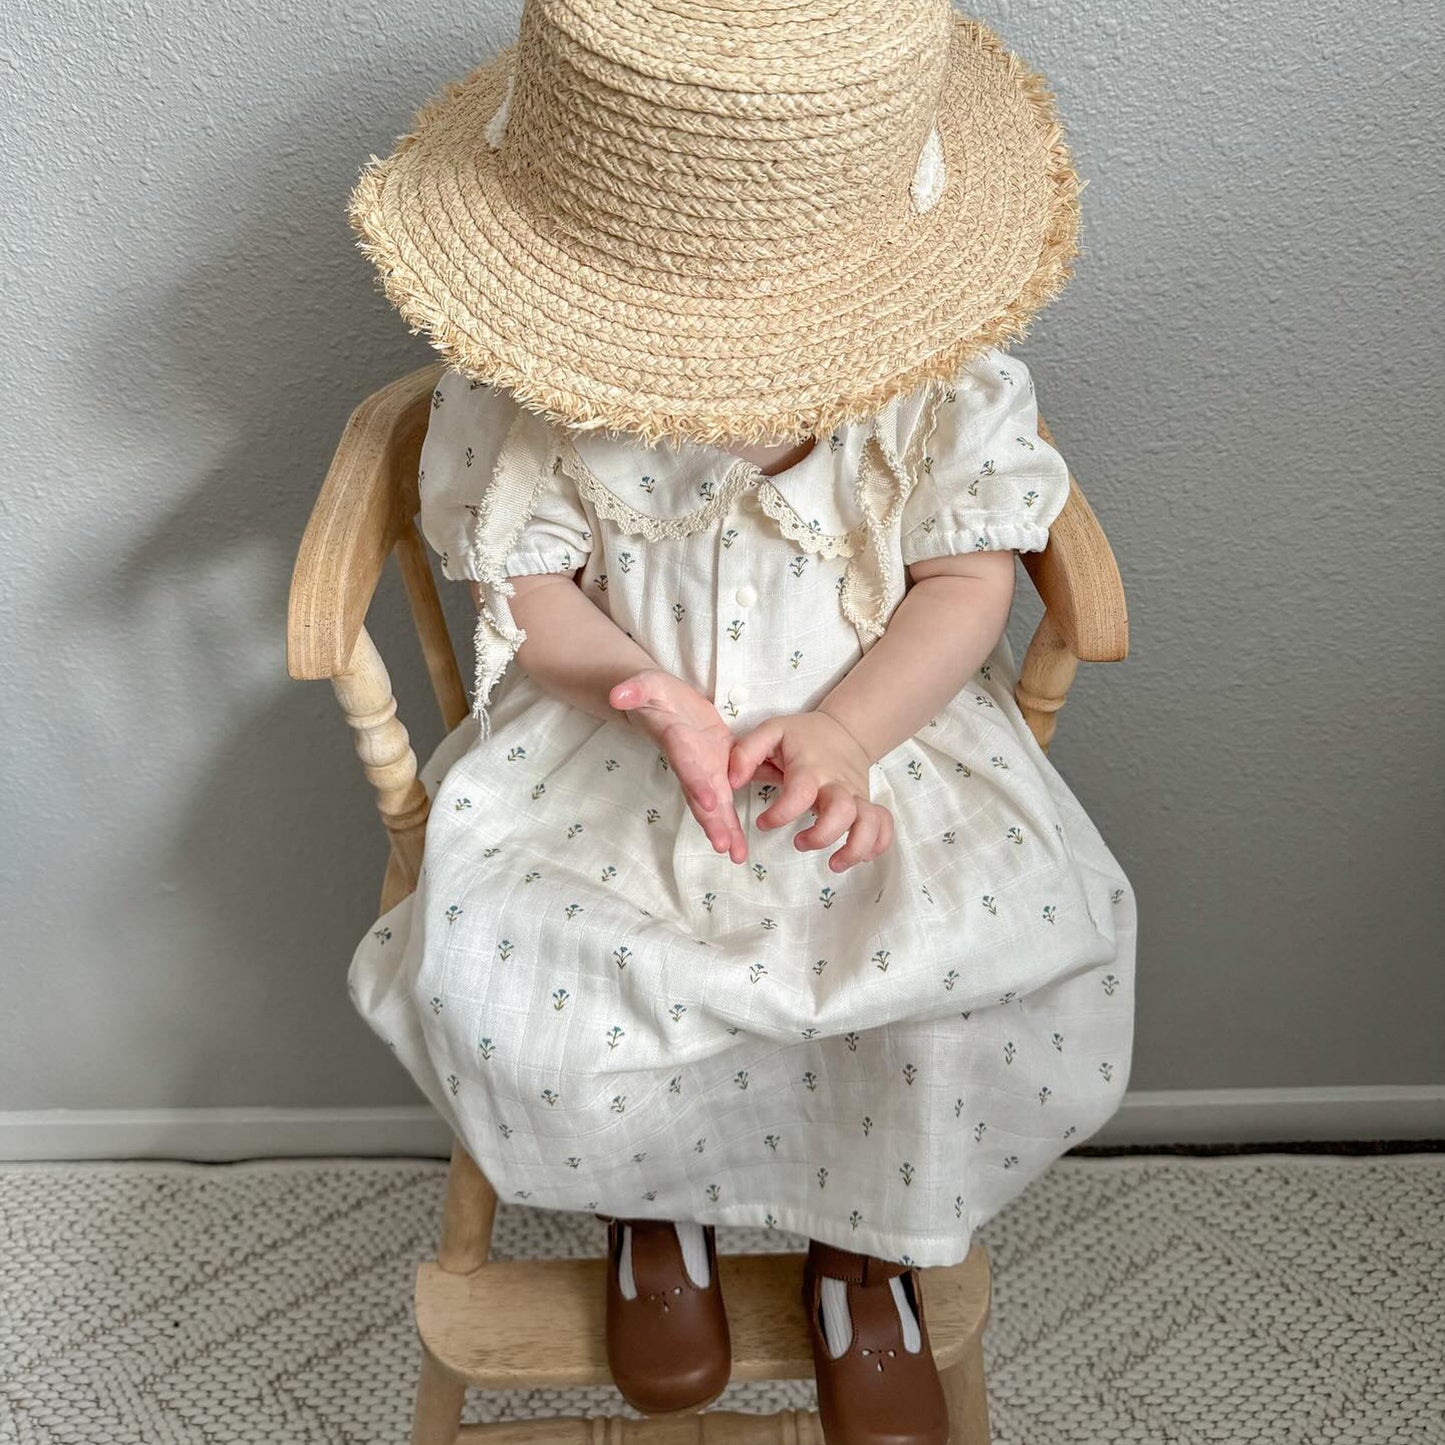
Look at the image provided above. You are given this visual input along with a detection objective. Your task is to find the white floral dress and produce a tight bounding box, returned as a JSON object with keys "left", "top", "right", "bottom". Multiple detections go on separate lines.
{"left": 348, "top": 348, "right": 1135, "bottom": 1267}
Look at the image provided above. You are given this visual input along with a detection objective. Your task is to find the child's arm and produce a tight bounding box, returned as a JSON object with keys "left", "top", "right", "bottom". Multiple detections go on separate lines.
{"left": 818, "top": 550, "right": 1016, "bottom": 762}
{"left": 478, "top": 574, "right": 749, "bottom": 863}
{"left": 475, "top": 574, "right": 655, "bottom": 723}
{"left": 727, "top": 550, "right": 1015, "bottom": 872}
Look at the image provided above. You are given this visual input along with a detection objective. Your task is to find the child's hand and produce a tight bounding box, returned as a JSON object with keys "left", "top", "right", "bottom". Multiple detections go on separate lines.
{"left": 610, "top": 669, "right": 748, "bottom": 864}
{"left": 727, "top": 711, "right": 894, "bottom": 872}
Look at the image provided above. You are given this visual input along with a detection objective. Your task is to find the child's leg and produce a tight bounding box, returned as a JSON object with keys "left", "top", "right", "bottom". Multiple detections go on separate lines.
{"left": 805, "top": 1242, "right": 949, "bottom": 1445}
{"left": 617, "top": 1221, "right": 711, "bottom": 1295}
{"left": 604, "top": 1217, "right": 731, "bottom": 1415}
{"left": 820, "top": 1271, "right": 921, "bottom": 1355}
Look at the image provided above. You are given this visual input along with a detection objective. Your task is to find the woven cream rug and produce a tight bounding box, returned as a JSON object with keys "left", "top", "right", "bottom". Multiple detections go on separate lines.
{"left": 1, "top": 1154, "right": 1440, "bottom": 1444}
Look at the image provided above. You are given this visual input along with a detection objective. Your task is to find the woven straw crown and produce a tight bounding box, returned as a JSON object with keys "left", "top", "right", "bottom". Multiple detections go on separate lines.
{"left": 351, "top": 0, "right": 1081, "bottom": 444}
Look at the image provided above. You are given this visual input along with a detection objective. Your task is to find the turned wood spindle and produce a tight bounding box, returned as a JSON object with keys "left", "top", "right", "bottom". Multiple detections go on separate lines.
{"left": 331, "top": 624, "right": 431, "bottom": 890}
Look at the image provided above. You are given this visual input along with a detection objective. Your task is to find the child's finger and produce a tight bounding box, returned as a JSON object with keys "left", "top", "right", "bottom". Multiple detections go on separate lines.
{"left": 752, "top": 758, "right": 786, "bottom": 785}
{"left": 716, "top": 782, "right": 748, "bottom": 864}
{"left": 608, "top": 671, "right": 661, "bottom": 713}
{"left": 704, "top": 758, "right": 747, "bottom": 859}
{"left": 758, "top": 771, "right": 820, "bottom": 830}
{"left": 791, "top": 783, "right": 857, "bottom": 851}
{"left": 678, "top": 774, "right": 731, "bottom": 854}
{"left": 608, "top": 683, "right": 642, "bottom": 712}
{"left": 873, "top": 804, "right": 895, "bottom": 857}
{"left": 671, "top": 748, "right": 720, "bottom": 819}
{"left": 858, "top": 803, "right": 893, "bottom": 861}
{"left": 673, "top": 749, "right": 747, "bottom": 860}
{"left": 737, "top": 757, "right": 785, "bottom": 792}
{"left": 727, "top": 718, "right": 785, "bottom": 789}
{"left": 829, "top": 804, "right": 884, "bottom": 871}
{"left": 686, "top": 797, "right": 732, "bottom": 856}
{"left": 712, "top": 792, "right": 748, "bottom": 864}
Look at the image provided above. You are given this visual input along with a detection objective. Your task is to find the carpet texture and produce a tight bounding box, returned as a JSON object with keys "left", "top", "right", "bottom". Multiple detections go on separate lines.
{"left": 1, "top": 1154, "right": 1440, "bottom": 1443}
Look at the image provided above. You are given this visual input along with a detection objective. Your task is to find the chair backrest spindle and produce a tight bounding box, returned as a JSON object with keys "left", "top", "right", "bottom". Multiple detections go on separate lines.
{"left": 396, "top": 520, "right": 471, "bottom": 730}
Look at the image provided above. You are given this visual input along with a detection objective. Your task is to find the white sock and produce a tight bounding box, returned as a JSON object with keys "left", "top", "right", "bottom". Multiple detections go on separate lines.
{"left": 617, "top": 1222, "right": 711, "bottom": 1300}
{"left": 675, "top": 1221, "right": 710, "bottom": 1288}
{"left": 819, "top": 1275, "right": 922, "bottom": 1358}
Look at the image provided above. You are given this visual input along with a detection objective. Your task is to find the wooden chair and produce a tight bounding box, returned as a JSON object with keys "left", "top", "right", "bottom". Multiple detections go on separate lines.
{"left": 287, "top": 363, "right": 1129, "bottom": 1445}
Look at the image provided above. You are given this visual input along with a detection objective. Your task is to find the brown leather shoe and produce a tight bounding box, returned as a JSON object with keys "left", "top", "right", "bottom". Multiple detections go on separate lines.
{"left": 604, "top": 1218, "right": 731, "bottom": 1415}
{"left": 803, "top": 1241, "right": 950, "bottom": 1445}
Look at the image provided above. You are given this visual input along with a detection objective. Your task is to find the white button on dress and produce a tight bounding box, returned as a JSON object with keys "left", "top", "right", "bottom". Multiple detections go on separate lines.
{"left": 348, "top": 347, "right": 1136, "bottom": 1267}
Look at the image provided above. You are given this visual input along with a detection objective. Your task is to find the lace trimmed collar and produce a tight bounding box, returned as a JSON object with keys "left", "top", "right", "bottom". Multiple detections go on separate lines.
{"left": 557, "top": 417, "right": 873, "bottom": 559}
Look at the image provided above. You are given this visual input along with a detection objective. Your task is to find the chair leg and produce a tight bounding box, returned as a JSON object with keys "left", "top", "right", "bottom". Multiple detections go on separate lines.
{"left": 438, "top": 1140, "right": 498, "bottom": 1272}
{"left": 413, "top": 1143, "right": 496, "bottom": 1443}
{"left": 411, "top": 1347, "right": 467, "bottom": 1445}
{"left": 940, "top": 1331, "right": 990, "bottom": 1445}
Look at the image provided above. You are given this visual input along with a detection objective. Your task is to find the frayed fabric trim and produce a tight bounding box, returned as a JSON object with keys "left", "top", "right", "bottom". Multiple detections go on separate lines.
{"left": 463, "top": 413, "right": 559, "bottom": 735}
{"left": 346, "top": 23, "right": 1083, "bottom": 448}
{"left": 838, "top": 385, "right": 942, "bottom": 644}
{"left": 840, "top": 439, "right": 906, "bottom": 644}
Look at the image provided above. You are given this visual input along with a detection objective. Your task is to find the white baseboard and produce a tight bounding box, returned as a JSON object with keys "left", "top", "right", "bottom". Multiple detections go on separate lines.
{"left": 0, "top": 1107, "right": 455, "bottom": 1163}
{"left": 0, "top": 1087, "right": 1439, "bottom": 1163}
{"left": 1094, "top": 1085, "right": 1443, "bottom": 1148}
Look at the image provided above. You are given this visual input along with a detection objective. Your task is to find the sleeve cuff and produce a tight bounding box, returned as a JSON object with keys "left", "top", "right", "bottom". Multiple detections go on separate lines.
{"left": 500, "top": 544, "right": 585, "bottom": 578}
{"left": 900, "top": 518, "right": 1051, "bottom": 565}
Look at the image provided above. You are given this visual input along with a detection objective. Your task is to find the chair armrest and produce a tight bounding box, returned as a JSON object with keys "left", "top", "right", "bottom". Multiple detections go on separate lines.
{"left": 287, "top": 363, "right": 445, "bottom": 680}
{"left": 1022, "top": 416, "right": 1129, "bottom": 664}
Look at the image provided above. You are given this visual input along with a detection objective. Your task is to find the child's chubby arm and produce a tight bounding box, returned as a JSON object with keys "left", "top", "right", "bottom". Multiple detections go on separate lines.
{"left": 476, "top": 574, "right": 749, "bottom": 864}
{"left": 727, "top": 550, "right": 1015, "bottom": 872}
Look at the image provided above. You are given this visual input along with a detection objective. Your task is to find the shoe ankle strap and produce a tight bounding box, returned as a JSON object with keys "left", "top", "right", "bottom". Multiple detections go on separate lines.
{"left": 808, "top": 1240, "right": 911, "bottom": 1285}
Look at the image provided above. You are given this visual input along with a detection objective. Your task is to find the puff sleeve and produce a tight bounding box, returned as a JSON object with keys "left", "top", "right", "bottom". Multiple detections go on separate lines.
{"left": 418, "top": 369, "right": 593, "bottom": 582}
{"left": 899, "top": 350, "right": 1069, "bottom": 565}
{"left": 417, "top": 369, "right": 595, "bottom": 733}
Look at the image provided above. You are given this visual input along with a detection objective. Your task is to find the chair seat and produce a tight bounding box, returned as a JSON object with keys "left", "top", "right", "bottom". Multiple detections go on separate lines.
{"left": 416, "top": 1245, "right": 990, "bottom": 1389}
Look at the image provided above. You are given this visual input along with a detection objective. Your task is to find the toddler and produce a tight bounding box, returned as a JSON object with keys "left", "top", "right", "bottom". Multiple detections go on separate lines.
{"left": 347, "top": 1, "right": 1135, "bottom": 1439}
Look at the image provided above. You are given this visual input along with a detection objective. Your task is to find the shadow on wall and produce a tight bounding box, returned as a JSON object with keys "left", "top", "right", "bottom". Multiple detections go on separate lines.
{"left": 63, "top": 60, "right": 479, "bottom": 1112}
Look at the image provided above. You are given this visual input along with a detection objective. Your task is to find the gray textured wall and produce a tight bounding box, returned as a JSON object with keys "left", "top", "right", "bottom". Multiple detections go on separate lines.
{"left": 3, "top": 0, "right": 1441, "bottom": 1114}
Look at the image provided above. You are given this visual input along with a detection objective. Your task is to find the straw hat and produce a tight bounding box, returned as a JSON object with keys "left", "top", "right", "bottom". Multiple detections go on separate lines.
{"left": 350, "top": 0, "right": 1080, "bottom": 445}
